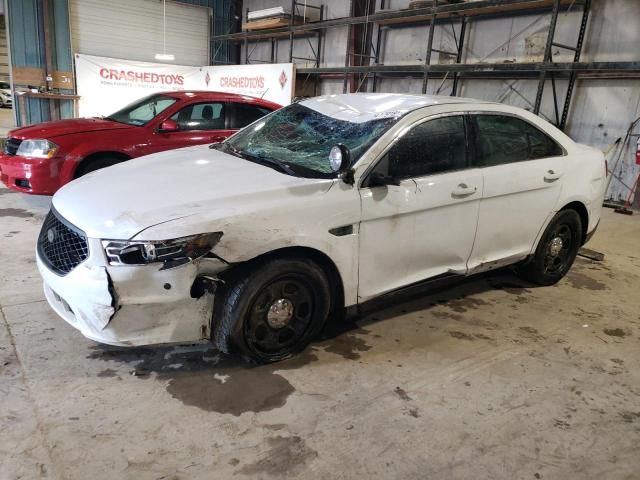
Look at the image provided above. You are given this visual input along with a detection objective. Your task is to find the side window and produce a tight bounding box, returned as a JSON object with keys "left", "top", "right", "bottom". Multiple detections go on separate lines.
{"left": 170, "top": 102, "right": 225, "bottom": 131}
{"left": 384, "top": 115, "right": 467, "bottom": 179}
{"left": 230, "top": 103, "right": 272, "bottom": 129}
{"left": 129, "top": 98, "right": 176, "bottom": 124}
{"left": 473, "top": 115, "right": 563, "bottom": 167}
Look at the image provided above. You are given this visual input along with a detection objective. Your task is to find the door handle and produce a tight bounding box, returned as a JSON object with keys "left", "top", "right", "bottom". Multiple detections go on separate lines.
{"left": 544, "top": 170, "right": 562, "bottom": 182}
{"left": 452, "top": 183, "right": 478, "bottom": 198}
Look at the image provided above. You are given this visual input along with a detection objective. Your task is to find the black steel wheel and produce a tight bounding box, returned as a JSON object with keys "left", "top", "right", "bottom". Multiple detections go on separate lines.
{"left": 245, "top": 275, "right": 316, "bottom": 356}
{"left": 517, "top": 209, "right": 583, "bottom": 286}
{"left": 212, "top": 257, "right": 331, "bottom": 363}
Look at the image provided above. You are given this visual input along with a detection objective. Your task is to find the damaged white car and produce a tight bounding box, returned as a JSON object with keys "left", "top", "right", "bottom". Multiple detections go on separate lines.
{"left": 37, "top": 93, "right": 607, "bottom": 362}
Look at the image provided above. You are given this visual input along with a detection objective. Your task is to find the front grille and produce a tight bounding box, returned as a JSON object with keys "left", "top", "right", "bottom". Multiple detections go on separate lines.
{"left": 38, "top": 210, "right": 89, "bottom": 275}
{"left": 4, "top": 137, "right": 22, "bottom": 155}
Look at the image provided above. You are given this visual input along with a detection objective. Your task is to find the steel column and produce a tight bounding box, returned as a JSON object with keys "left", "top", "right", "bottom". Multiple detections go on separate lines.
{"left": 421, "top": 0, "right": 438, "bottom": 94}
{"left": 559, "top": 0, "right": 591, "bottom": 130}
{"left": 534, "top": 0, "right": 560, "bottom": 114}
{"left": 451, "top": 17, "right": 467, "bottom": 96}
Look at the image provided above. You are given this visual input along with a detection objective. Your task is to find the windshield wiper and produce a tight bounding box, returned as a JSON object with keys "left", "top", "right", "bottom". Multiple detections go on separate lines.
{"left": 253, "top": 156, "right": 298, "bottom": 176}
{"left": 104, "top": 116, "right": 127, "bottom": 125}
{"left": 217, "top": 144, "right": 298, "bottom": 177}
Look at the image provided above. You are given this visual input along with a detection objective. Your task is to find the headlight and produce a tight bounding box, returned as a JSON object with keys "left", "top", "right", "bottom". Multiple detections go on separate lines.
{"left": 16, "top": 139, "right": 59, "bottom": 159}
{"left": 102, "top": 232, "right": 223, "bottom": 269}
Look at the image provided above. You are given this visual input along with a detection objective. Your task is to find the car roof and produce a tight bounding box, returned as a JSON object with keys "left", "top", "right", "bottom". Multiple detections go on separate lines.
{"left": 300, "top": 93, "right": 494, "bottom": 123}
{"left": 159, "top": 90, "right": 281, "bottom": 108}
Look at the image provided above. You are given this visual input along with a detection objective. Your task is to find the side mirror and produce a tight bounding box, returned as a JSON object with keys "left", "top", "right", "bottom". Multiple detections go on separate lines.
{"left": 329, "top": 144, "right": 354, "bottom": 185}
{"left": 368, "top": 171, "right": 401, "bottom": 188}
{"left": 158, "top": 119, "right": 180, "bottom": 133}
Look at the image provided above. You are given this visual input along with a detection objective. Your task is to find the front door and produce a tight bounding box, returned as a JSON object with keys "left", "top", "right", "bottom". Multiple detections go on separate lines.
{"left": 357, "top": 114, "right": 483, "bottom": 302}
{"left": 150, "top": 101, "right": 236, "bottom": 154}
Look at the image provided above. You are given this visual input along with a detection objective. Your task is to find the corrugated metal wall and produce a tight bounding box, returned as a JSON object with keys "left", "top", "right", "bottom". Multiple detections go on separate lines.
{"left": 177, "top": 0, "right": 238, "bottom": 64}
{"left": 69, "top": 0, "right": 210, "bottom": 66}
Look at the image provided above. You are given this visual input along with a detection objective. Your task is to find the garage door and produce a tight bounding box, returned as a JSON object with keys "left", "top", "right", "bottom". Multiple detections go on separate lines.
{"left": 70, "top": 0, "right": 210, "bottom": 66}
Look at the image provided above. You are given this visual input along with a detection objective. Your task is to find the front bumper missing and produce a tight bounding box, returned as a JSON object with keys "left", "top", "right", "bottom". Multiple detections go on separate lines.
{"left": 37, "top": 238, "right": 221, "bottom": 347}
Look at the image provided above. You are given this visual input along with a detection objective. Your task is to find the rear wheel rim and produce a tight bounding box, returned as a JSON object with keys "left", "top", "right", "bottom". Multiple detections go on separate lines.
{"left": 245, "top": 275, "right": 315, "bottom": 357}
{"left": 543, "top": 223, "right": 573, "bottom": 275}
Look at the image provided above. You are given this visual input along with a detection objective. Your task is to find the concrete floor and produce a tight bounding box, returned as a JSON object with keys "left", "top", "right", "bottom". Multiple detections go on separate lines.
{"left": 1, "top": 187, "right": 639, "bottom": 480}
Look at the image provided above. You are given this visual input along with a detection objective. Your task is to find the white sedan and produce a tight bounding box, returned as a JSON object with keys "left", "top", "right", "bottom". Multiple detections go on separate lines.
{"left": 37, "top": 93, "right": 607, "bottom": 362}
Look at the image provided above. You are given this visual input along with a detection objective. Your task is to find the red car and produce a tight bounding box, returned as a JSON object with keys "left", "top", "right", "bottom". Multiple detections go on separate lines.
{"left": 0, "top": 91, "right": 280, "bottom": 195}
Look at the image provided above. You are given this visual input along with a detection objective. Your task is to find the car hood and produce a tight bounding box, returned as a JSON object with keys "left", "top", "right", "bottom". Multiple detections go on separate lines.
{"left": 53, "top": 145, "right": 330, "bottom": 239}
{"left": 9, "top": 117, "right": 133, "bottom": 140}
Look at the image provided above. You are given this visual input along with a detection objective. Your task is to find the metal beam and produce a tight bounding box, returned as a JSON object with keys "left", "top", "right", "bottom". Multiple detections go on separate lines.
{"left": 213, "top": 0, "right": 583, "bottom": 42}
{"left": 296, "top": 61, "right": 640, "bottom": 75}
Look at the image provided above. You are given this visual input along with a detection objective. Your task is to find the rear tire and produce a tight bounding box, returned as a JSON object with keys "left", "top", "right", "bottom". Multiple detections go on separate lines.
{"left": 212, "top": 257, "right": 331, "bottom": 363}
{"left": 74, "top": 155, "right": 126, "bottom": 178}
{"left": 517, "top": 209, "right": 583, "bottom": 286}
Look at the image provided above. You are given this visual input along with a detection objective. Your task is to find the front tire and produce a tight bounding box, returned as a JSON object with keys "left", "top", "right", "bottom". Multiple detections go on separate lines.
{"left": 213, "top": 257, "right": 331, "bottom": 363}
{"left": 74, "top": 155, "right": 125, "bottom": 178}
{"left": 517, "top": 209, "right": 583, "bottom": 286}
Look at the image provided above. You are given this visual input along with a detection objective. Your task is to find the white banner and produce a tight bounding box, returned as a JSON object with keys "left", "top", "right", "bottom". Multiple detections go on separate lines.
{"left": 74, "top": 54, "right": 295, "bottom": 117}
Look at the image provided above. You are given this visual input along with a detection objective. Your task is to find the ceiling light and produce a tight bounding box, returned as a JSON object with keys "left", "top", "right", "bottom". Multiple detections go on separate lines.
{"left": 155, "top": 0, "right": 175, "bottom": 62}
{"left": 155, "top": 53, "right": 175, "bottom": 61}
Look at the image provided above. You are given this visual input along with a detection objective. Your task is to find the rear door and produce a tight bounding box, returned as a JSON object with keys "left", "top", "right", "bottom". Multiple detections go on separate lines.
{"left": 466, "top": 113, "right": 567, "bottom": 272}
{"left": 228, "top": 102, "right": 275, "bottom": 131}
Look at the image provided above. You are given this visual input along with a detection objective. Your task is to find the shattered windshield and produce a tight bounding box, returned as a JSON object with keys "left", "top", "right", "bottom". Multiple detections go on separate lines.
{"left": 224, "top": 102, "right": 399, "bottom": 177}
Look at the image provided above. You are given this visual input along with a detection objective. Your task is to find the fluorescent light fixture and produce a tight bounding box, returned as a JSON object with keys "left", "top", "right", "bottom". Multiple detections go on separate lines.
{"left": 155, "top": 0, "right": 174, "bottom": 62}
{"left": 154, "top": 53, "right": 175, "bottom": 61}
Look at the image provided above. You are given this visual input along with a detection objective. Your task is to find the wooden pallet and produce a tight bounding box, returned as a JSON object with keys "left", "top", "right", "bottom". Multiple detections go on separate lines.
{"left": 243, "top": 16, "right": 306, "bottom": 31}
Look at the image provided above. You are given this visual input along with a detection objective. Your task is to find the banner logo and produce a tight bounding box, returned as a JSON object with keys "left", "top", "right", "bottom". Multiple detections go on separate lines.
{"left": 279, "top": 70, "right": 288, "bottom": 89}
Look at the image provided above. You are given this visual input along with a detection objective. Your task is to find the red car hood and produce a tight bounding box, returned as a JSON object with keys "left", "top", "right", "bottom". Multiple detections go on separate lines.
{"left": 9, "top": 117, "right": 133, "bottom": 139}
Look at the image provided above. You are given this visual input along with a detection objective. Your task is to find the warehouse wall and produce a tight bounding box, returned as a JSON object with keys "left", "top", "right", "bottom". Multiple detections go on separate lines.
{"left": 0, "top": 17, "right": 9, "bottom": 81}
{"left": 7, "top": 0, "right": 237, "bottom": 126}
{"left": 241, "top": 0, "right": 640, "bottom": 203}
{"left": 7, "top": 0, "right": 74, "bottom": 126}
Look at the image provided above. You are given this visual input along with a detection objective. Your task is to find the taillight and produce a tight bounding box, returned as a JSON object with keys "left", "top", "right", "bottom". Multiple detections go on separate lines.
{"left": 636, "top": 138, "right": 640, "bottom": 166}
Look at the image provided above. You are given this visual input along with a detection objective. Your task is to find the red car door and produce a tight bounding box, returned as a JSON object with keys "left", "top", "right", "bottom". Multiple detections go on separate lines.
{"left": 150, "top": 101, "right": 237, "bottom": 153}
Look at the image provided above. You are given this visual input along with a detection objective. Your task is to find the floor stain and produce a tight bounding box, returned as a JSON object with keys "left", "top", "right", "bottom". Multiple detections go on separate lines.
{"left": 0, "top": 208, "right": 34, "bottom": 218}
{"left": 317, "top": 326, "right": 372, "bottom": 360}
{"left": 431, "top": 311, "right": 463, "bottom": 321}
{"left": 603, "top": 328, "right": 627, "bottom": 338}
{"left": 619, "top": 411, "right": 640, "bottom": 423}
{"left": 442, "top": 297, "right": 491, "bottom": 313}
{"left": 408, "top": 408, "right": 420, "bottom": 418}
{"left": 449, "top": 330, "right": 475, "bottom": 341}
{"left": 394, "top": 386, "right": 412, "bottom": 401}
{"left": 489, "top": 280, "right": 532, "bottom": 296}
{"left": 566, "top": 271, "right": 607, "bottom": 291}
{"left": 88, "top": 344, "right": 318, "bottom": 415}
{"left": 238, "top": 435, "right": 318, "bottom": 476}
{"left": 97, "top": 368, "right": 119, "bottom": 378}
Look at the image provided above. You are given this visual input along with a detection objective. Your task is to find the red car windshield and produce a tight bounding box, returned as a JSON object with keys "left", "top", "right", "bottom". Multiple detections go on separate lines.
{"left": 106, "top": 94, "right": 177, "bottom": 126}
